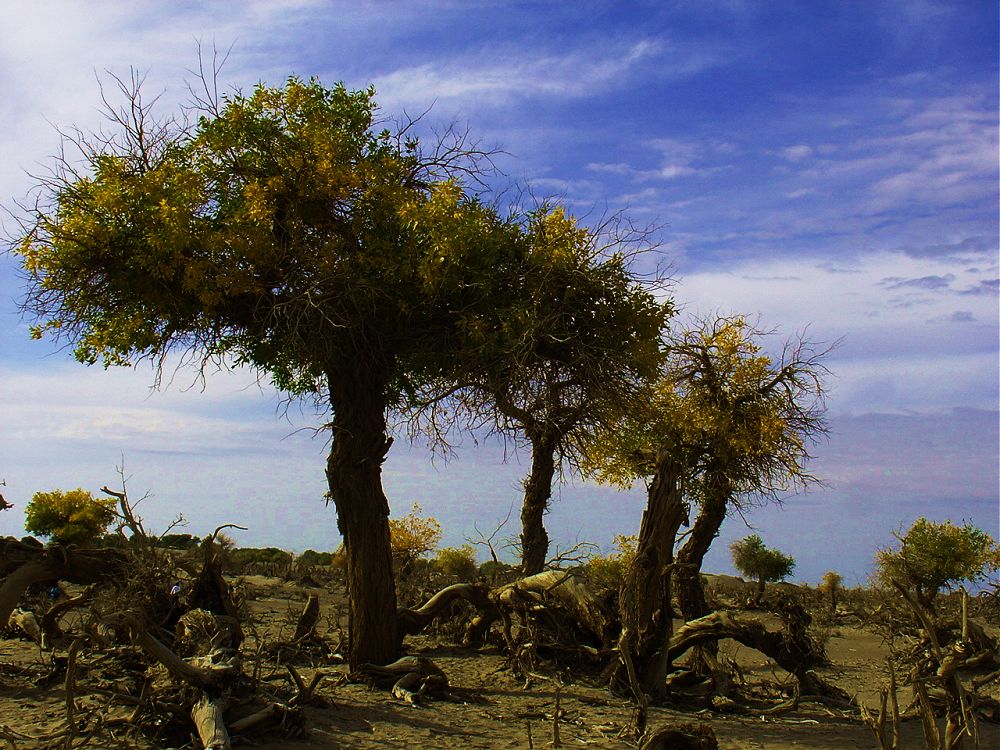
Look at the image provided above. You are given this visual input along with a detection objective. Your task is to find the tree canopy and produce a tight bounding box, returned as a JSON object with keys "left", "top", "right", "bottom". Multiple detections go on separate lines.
{"left": 11, "top": 73, "right": 668, "bottom": 667}
{"left": 584, "top": 314, "right": 829, "bottom": 499}
{"left": 730, "top": 534, "right": 796, "bottom": 593}
{"left": 24, "top": 488, "right": 117, "bottom": 545}
{"left": 875, "top": 517, "right": 999, "bottom": 607}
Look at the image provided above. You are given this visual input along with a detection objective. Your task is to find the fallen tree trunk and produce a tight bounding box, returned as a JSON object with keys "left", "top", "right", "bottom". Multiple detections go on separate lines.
{"left": 397, "top": 582, "right": 493, "bottom": 640}
{"left": 668, "top": 609, "right": 846, "bottom": 700}
{"left": 492, "top": 570, "right": 615, "bottom": 645}
{"left": 0, "top": 540, "right": 127, "bottom": 628}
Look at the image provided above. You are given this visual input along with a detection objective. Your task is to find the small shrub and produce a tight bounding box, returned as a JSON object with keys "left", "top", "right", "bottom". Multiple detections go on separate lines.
{"left": 820, "top": 570, "right": 843, "bottom": 611}
{"left": 433, "top": 545, "right": 478, "bottom": 580}
{"left": 389, "top": 503, "right": 443, "bottom": 571}
{"left": 584, "top": 534, "right": 638, "bottom": 591}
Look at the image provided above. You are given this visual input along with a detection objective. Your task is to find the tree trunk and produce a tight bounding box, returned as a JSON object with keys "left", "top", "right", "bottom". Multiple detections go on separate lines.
{"left": 325, "top": 364, "right": 398, "bottom": 669}
{"left": 618, "top": 449, "right": 687, "bottom": 698}
{"left": 520, "top": 432, "right": 557, "bottom": 575}
{"left": 0, "top": 540, "right": 126, "bottom": 628}
{"left": 675, "top": 488, "right": 728, "bottom": 623}
{"left": 675, "top": 487, "right": 728, "bottom": 674}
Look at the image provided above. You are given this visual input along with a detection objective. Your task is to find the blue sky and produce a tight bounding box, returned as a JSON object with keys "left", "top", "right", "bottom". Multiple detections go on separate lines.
{"left": 1, "top": 1, "right": 997, "bottom": 585}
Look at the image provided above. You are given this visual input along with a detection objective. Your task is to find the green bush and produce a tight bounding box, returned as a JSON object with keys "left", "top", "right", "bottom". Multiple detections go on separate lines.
{"left": 156, "top": 533, "right": 201, "bottom": 550}
{"left": 875, "top": 518, "right": 999, "bottom": 607}
{"left": 584, "top": 534, "right": 638, "bottom": 591}
{"left": 298, "top": 549, "right": 334, "bottom": 566}
{"left": 730, "top": 534, "right": 795, "bottom": 595}
{"left": 433, "top": 545, "right": 478, "bottom": 580}
{"left": 24, "top": 488, "right": 117, "bottom": 545}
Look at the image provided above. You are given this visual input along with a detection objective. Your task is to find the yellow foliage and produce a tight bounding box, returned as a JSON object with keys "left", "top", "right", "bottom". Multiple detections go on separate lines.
{"left": 388, "top": 503, "right": 443, "bottom": 566}
{"left": 24, "top": 488, "right": 116, "bottom": 545}
{"left": 584, "top": 534, "right": 638, "bottom": 591}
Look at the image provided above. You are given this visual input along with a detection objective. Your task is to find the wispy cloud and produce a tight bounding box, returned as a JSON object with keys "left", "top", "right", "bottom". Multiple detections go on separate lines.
{"left": 880, "top": 274, "right": 955, "bottom": 291}
{"left": 676, "top": 251, "right": 998, "bottom": 415}
{"left": 374, "top": 39, "right": 666, "bottom": 109}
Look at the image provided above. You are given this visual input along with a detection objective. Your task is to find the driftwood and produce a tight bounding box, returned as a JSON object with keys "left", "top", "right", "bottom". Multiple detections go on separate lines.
{"left": 491, "top": 570, "right": 615, "bottom": 645}
{"left": 40, "top": 586, "right": 95, "bottom": 649}
{"left": 354, "top": 655, "right": 449, "bottom": 704}
{"left": 192, "top": 694, "right": 231, "bottom": 750}
{"left": 7, "top": 608, "right": 40, "bottom": 642}
{"left": 397, "top": 582, "right": 493, "bottom": 640}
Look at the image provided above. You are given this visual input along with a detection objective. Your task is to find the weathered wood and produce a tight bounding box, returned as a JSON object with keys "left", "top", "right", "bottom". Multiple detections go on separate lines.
{"left": 0, "top": 540, "right": 126, "bottom": 628}
{"left": 191, "top": 694, "right": 230, "bottom": 750}
{"left": 668, "top": 609, "right": 845, "bottom": 700}
{"left": 294, "top": 593, "right": 320, "bottom": 641}
{"left": 106, "top": 611, "right": 239, "bottom": 688}
{"left": 493, "top": 570, "right": 614, "bottom": 645}
{"left": 40, "top": 586, "right": 95, "bottom": 649}
{"left": 397, "top": 582, "right": 492, "bottom": 639}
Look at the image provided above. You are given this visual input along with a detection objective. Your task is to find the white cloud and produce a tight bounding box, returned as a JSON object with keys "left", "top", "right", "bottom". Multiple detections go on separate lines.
{"left": 778, "top": 144, "right": 813, "bottom": 161}
{"left": 676, "top": 251, "right": 999, "bottom": 414}
{"left": 373, "top": 39, "right": 664, "bottom": 109}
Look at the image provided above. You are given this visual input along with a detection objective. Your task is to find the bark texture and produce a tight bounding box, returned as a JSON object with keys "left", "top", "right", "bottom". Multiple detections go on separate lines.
{"left": 325, "top": 363, "right": 399, "bottom": 669}
{"left": 675, "top": 488, "right": 728, "bottom": 623}
{"left": 520, "top": 431, "right": 557, "bottom": 575}
{"left": 618, "top": 450, "right": 687, "bottom": 697}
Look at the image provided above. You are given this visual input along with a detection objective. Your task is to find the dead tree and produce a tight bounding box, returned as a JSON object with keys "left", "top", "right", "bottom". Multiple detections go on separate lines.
{"left": 0, "top": 538, "right": 127, "bottom": 628}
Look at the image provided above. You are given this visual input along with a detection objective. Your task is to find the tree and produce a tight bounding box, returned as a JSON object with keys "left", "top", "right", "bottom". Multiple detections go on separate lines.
{"left": 666, "top": 317, "right": 828, "bottom": 624}
{"left": 452, "top": 206, "right": 670, "bottom": 575}
{"left": 11, "top": 72, "right": 553, "bottom": 667}
{"left": 730, "top": 534, "right": 795, "bottom": 596}
{"left": 875, "top": 518, "right": 999, "bottom": 610}
{"left": 24, "top": 488, "right": 117, "bottom": 545}
{"left": 583, "top": 315, "right": 828, "bottom": 693}
{"left": 820, "top": 570, "right": 842, "bottom": 613}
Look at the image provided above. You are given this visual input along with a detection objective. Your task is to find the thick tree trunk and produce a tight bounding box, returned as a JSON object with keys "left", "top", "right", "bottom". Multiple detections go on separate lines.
{"left": 325, "top": 365, "right": 399, "bottom": 669}
{"left": 520, "top": 433, "right": 557, "bottom": 575}
{"left": 618, "top": 450, "right": 687, "bottom": 698}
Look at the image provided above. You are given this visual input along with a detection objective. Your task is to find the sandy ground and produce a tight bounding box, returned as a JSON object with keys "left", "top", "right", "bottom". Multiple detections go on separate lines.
{"left": 1, "top": 575, "right": 997, "bottom": 749}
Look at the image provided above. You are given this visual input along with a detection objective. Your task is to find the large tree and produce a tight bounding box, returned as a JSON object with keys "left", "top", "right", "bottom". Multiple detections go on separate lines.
{"left": 12, "top": 74, "right": 545, "bottom": 667}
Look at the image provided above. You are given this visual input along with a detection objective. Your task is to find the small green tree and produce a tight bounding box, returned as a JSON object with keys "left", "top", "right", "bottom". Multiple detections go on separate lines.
{"left": 730, "top": 534, "right": 795, "bottom": 596}
{"left": 433, "top": 545, "right": 478, "bottom": 580}
{"left": 24, "top": 488, "right": 117, "bottom": 545}
{"left": 875, "top": 518, "right": 999, "bottom": 610}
